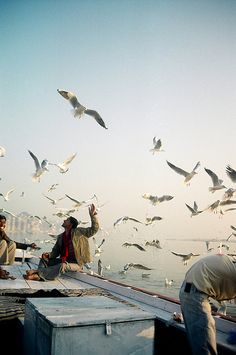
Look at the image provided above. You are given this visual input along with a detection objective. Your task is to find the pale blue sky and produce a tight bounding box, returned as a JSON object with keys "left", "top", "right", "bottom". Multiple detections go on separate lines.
{"left": 1, "top": 0, "right": 236, "bottom": 241}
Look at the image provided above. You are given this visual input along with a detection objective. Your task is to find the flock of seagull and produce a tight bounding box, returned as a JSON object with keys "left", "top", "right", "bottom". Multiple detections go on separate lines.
{"left": 1, "top": 94, "right": 236, "bottom": 299}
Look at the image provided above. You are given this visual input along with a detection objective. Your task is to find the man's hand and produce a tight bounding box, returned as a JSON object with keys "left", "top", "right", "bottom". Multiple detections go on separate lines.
{"left": 29, "top": 243, "right": 41, "bottom": 250}
{"left": 89, "top": 203, "right": 97, "bottom": 216}
{"left": 42, "top": 252, "right": 50, "bottom": 261}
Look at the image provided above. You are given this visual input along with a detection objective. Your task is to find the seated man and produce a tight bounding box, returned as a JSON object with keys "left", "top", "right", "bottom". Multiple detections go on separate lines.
{"left": 24, "top": 204, "right": 99, "bottom": 281}
{"left": 0, "top": 214, "right": 38, "bottom": 265}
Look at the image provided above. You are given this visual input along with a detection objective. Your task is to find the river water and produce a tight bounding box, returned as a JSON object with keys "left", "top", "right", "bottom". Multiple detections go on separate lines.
{"left": 13, "top": 232, "right": 236, "bottom": 317}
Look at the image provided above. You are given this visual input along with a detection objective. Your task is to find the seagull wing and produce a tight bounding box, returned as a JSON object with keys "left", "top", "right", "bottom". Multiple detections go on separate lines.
{"left": 65, "top": 194, "right": 81, "bottom": 204}
{"left": 166, "top": 161, "right": 188, "bottom": 177}
{"left": 61, "top": 153, "right": 77, "bottom": 167}
{"left": 185, "top": 203, "right": 195, "bottom": 213}
{"left": 131, "top": 263, "right": 152, "bottom": 270}
{"left": 57, "top": 89, "right": 81, "bottom": 109}
{"left": 84, "top": 109, "right": 108, "bottom": 129}
{"left": 113, "top": 216, "right": 125, "bottom": 227}
{"left": 158, "top": 195, "right": 174, "bottom": 202}
{"left": 171, "top": 251, "right": 187, "bottom": 258}
{"left": 226, "top": 165, "right": 236, "bottom": 182}
{"left": 28, "top": 150, "right": 40, "bottom": 171}
{"left": 127, "top": 217, "right": 143, "bottom": 224}
{"left": 204, "top": 168, "right": 221, "bottom": 186}
{"left": 192, "top": 161, "right": 200, "bottom": 172}
{"left": 132, "top": 243, "right": 146, "bottom": 251}
{"left": 231, "top": 225, "right": 236, "bottom": 231}
{"left": 193, "top": 201, "right": 198, "bottom": 211}
{"left": 154, "top": 138, "right": 162, "bottom": 149}
{"left": 122, "top": 242, "right": 132, "bottom": 247}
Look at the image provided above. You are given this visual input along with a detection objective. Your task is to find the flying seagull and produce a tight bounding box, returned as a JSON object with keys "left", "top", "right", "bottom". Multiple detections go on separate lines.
{"left": 149, "top": 137, "right": 164, "bottom": 154}
{"left": 142, "top": 193, "right": 174, "bottom": 205}
{"left": 0, "top": 188, "right": 15, "bottom": 202}
{"left": 166, "top": 160, "right": 200, "bottom": 185}
{"left": 185, "top": 201, "right": 203, "bottom": 217}
{"left": 204, "top": 168, "right": 226, "bottom": 193}
{"left": 65, "top": 194, "right": 95, "bottom": 208}
{"left": 113, "top": 216, "right": 143, "bottom": 227}
{"left": 57, "top": 89, "right": 108, "bottom": 129}
{"left": 145, "top": 216, "right": 163, "bottom": 225}
{"left": 119, "top": 263, "right": 152, "bottom": 274}
{"left": 93, "top": 237, "right": 106, "bottom": 257}
{"left": 171, "top": 251, "right": 200, "bottom": 265}
{"left": 0, "top": 146, "right": 6, "bottom": 157}
{"left": 0, "top": 208, "right": 16, "bottom": 217}
{"left": 47, "top": 183, "right": 59, "bottom": 192}
{"left": 28, "top": 150, "right": 49, "bottom": 182}
{"left": 124, "top": 263, "right": 152, "bottom": 271}
{"left": 122, "top": 242, "right": 146, "bottom": 251}
{"left": 205, "top": 199, "right": 236, "bottom": 215}
{"left": 145, "top": 239, "right": 162, "bottom": 249}
{"left": 43, "top": 195, "right": 65, "bottom": 205}
{"left": 49, "top": 153, "right": 77, "bottom": 174}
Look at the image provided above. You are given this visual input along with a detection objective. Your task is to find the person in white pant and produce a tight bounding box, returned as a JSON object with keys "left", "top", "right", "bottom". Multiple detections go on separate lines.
{"left": 0, "top": 214, "right": 38, "bottom": 265}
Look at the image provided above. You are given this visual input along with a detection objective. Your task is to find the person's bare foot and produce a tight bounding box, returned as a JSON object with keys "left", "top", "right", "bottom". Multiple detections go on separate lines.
{"left": 23, "top": 273, "right": 41, "bottom": 281}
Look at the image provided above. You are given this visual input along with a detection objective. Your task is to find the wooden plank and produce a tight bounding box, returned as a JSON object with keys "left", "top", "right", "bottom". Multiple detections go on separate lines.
{"left": 59, "top": 274, "right": 94, "bottom": 289}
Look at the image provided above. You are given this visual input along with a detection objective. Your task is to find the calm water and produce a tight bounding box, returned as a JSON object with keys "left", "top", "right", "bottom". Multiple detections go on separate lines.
{"left": 13, "top": 232, "right": 236, "bottom": 316}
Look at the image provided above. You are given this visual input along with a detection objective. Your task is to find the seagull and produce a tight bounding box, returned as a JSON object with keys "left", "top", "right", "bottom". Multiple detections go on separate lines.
{"left": 185, "top": 201, "right": 203, "bottom": 217}
{"left": 145, "top": 239, "right": 162, "bottom": 249}
{"left": 0, "top": 146, "right": 6, "bottom": 157}
{"left": 149, "top": 137, "right": 164, "bottom": 154}
{"left": 47, "top": 183, "right": 59, "bottom": 192}
{"left": 57, "top": 89, "right": 108, "bottom": 129}
{"left": 217, "top": 242, "right": 230, "bottom": 252}
{"left": 204, "top": 168, "right": 226, "bottom": 193}
{"left": 171, "top": 251, "right": 200, "bottom": 266}
{"left": 166, "top": 160, "right": 200, "bottom": 185}
{"left": 226, "top": 165, "right": 236, "bottom": 183}
{"left": 49, "top": 153, "right": 77, "bottom": 174}
{"left": 0, "top": 208, "right": 16, "bottom": 217}
{"left": 123, "top": 263, "right": 152, "bottom": 271}
{"left": 28, "top": 150, "right": 49, "bottom": 182}
{"left": 205, "top": 199, "right": 236, "bottom": 215}
{"left": 145, "top": 216, "right": 163, "bottom": 225}
{"left": 65, "top": 194, "right": 94, "bottom": 208}
{"left": 43, "top": 194, "right": 65, "bottom": 205}
{"left": 93, "top": 237, "right": 105, "bottom": 257}
{"left": 113, "top": 216, "right": 143, "bottom": 227}
{"left": 0, "top": 188, "right": 15, "bottom": 201}
{"left": 165, "top": 278, "right": 174, "bottom": 286}
{"left": 222, "top": 188, "right": 236, "bottom": 200}
{"left": 142, "top": 193, "right": 174, "bottom": 205}
{"left": 122, "top": 242, "right": 146, "bottom": 251}
{"left": 119, "top": 263, "right": 152, "bottom": 274}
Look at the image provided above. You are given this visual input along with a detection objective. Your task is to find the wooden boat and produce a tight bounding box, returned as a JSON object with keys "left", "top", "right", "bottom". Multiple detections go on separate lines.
{"left": 0, "top": 257, "right": 235, "bottom": 355}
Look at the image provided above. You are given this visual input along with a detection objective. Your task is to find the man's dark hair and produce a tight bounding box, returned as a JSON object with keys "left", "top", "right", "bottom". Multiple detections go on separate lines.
{"left": 0, "top": 215, "right": 6, "bottom": 221}
{"left": 69, "top": 216, "right": 78, "bottom": 229}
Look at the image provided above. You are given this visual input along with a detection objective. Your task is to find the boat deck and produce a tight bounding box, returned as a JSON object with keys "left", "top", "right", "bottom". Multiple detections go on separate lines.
{"left": 0, "top": 259, "right": 236, "bottom": 355}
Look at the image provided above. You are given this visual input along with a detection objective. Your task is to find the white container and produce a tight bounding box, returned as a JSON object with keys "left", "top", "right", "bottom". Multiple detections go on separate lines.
{"left": 24, "top": 296, "right": 155, "bottom": 355}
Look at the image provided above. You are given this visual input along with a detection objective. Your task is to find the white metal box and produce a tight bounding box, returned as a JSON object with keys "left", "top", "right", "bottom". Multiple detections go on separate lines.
{"left": 24, "top": 296, "right": 155, "bottom": 355}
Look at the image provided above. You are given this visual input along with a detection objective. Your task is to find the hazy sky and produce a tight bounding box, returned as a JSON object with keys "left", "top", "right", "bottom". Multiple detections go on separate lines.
{"left": 1, "top": 0, "right": 236, "bottom": 241}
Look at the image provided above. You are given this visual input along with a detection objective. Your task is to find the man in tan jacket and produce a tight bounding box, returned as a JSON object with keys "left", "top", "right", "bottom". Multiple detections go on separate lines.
{"left": 24, "top": 204, "right": 99, "bottom": 281}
